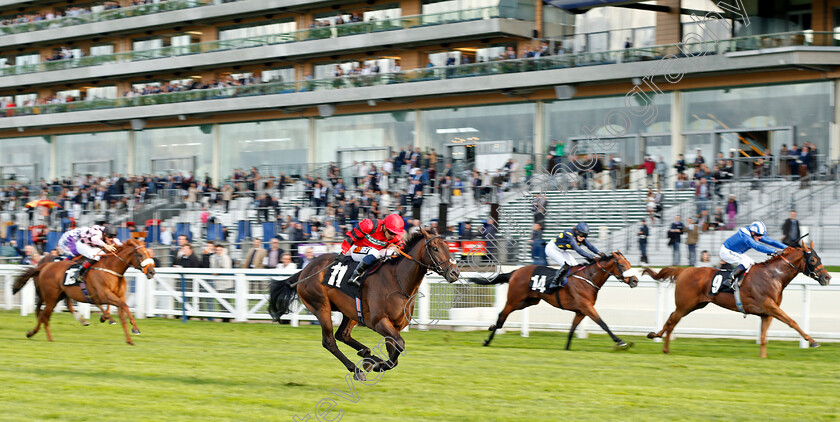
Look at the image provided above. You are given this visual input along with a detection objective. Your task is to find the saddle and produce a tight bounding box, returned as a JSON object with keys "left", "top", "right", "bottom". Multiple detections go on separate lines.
{"left": 321, "top": 256, "right": 385, "bottom": 327}
{"left": 710, "top": 268, "right": 741, "bottom": 295}
{"left": 529, "top": 265, "right": 582, "bottom": 294}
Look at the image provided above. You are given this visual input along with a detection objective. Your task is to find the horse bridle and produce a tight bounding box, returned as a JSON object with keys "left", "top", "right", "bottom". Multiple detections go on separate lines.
{"left": 572, "top": 254, "right": 630, "bottom": 290}
{"left": 110, "top": 244, "right": 156, "bottom": 276}
{"left": 396, "top": 234, "right": 455, "bottom": 278}
{"left": 780, "top": 249, "right": 820, "bottom": 280}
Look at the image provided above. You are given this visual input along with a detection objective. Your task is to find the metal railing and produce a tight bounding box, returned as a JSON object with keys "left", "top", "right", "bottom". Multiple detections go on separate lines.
{"left": 0, "top": 6, "right": 500, "bottom": 77}
{"left": 0, "top": 0, "right": 223, "bottom": 36}
{"left": 6, "top": 29, "right": 837, "bottom": 117}
{"left": 3, "top": 266, "right": 838, "bottom": 346}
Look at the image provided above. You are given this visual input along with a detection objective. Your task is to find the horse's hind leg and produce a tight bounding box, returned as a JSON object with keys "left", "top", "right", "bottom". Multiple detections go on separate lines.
{"left": 35, "top": 297, "right": 59, "bottom": 342}
{"left": 99, "top": 305, "right": 116, "bottom": 324}
{"left": 371, "top": 318, "right": 406, "bottom": 372}
{"left": 66, "top": 299, "right": 90, "bottom": 326}
{"left": 485, "top": 297, "right": 538, "bottom": 347}
{"left": 335, "top": 315, "right": 380, "bottom": 368}
{"left": 565, "top": 312, "right": 585, "bottom": 351}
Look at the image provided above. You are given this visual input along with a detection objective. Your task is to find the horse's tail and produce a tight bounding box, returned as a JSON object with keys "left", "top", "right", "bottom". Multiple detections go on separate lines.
{"left": 268, "top": 272, "right": 300, "bottom": 322}
{"left": 13, "top": 266, "right": 41, "bottom": 294}
{"left": 468, "top": 270, "right": 513, "bottom": 285}
{"left": 643, "top": 266, "right": 686, "bottom": 285}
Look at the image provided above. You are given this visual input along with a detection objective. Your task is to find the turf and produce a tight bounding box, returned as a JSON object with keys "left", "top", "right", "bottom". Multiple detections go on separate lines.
{"left": 0, "top": 311, "right": 837, "bottom": 422}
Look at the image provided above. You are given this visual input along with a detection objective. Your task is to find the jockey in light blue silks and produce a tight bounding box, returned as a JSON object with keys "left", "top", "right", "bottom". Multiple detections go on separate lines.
{"left": 717, "top": 220, "right": 787, "bottom": 292}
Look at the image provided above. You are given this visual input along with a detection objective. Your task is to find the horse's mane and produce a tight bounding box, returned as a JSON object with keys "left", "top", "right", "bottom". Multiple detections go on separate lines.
{"left": 755, "top": 246, "right": 801, "bottom": 269}
{"left": 401, "top": 231, "right": 426, "bottom": 251}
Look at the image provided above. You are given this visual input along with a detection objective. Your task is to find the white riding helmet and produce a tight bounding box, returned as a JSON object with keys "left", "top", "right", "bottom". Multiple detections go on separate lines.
{"left": 749, "top": 221, "right": 767, "bottom": 236}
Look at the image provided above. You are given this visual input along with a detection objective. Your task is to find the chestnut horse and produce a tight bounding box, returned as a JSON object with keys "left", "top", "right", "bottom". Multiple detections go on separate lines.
{"left": 644, "top": 241, "right": 830, "bottom": 358}
{"left": 470, "top": 251, "right": 639, "bottom": 350}
{"left": 13, "top": 239, "right": 157, "bottom": 345}
{"left": 268, "top": 229, "right": 460, "bottom": 380}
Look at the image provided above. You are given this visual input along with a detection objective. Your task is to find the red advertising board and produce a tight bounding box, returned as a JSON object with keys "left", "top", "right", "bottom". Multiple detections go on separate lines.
{"left": 461, "top": 241, "right": 486, "bottom": 256}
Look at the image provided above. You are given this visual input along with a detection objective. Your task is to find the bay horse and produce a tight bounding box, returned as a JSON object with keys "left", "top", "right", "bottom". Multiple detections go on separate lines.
{"left": 644, "top": 241, "right": 830, "bottom": 358}
{"left": 13, "top": 238, "right": 157, "bottom": 345}
{"left": 470, "top": 251, "right": 639, "bottom": 350}
{"left": 268, "top": 229, "right": 459, "bottom": 380}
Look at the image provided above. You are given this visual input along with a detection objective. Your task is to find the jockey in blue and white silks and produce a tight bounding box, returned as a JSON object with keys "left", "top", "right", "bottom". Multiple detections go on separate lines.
{"left": 545, "top": 222, "right": 606, "bottom": 289}
{"left": 718, "top": 221, "right": 787, "bottom": 289}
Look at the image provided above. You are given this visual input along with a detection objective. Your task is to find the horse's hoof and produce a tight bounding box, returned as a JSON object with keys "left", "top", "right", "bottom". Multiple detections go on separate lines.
{"left": 483, "top": 339, "right": 491, "bottom": 347}
{"left": 810, "top": 342, "right": 821, "bottom": 349}
{"left": 81, "top": 321, "right": 90, "bottom": 326}
{"left": 25, "top": 331, "right": 34, "bottom": 338}
{"left": 614, "top": 341, "right": 634, "bottom": 351}
{"left": 108, "top": 321, "right": 117, "bottom": 326}
{"left": 127, "top": 341, "right": 135, "bottom": 346}
{"left": 646, "top": 332, "right": 657, "bottom": 339}
{"left": 132, "top": 329, "right": 140, "bottom": 335}
{"left": 100, "top": 316, "right": 106, "bottom": 323}
{"left": 488, "top": 324, "right": 496, "bottom": 332}
{"left": 353, "top": 370, "right": 366, "bottom": 381}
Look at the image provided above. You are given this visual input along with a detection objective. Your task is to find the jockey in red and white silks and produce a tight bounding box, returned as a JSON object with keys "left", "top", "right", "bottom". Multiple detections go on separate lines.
{"left": 340, "top": 214, "right": 405, "bottom": 286}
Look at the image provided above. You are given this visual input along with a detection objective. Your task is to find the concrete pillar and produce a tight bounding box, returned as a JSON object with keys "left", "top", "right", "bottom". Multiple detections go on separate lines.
{"left": 671, "top": 91, "right": 684, "bottom": 164}
{"left": 212, "top": 123, "right": 221, "bottom": 184}
{"left": 198, "top": 26, "right": 217, "bottom": 44}
{"left": 308, "top": 117, "right": 316, "bottom": 164}
{"left": 534, "top": 0, "right": 543, "bottom": 38}
{"left": 49, "top": 135, "right": 57, "bottom": 179}
{"left": 534, "top": 101, "right": 544, "bottom": 172}
{"left": 832, "top": 79, "right": 840, "bottom": 161}
{"left": 655, "top": 0, "right": 681, "bottom": 45}
{"left": 414, "top": 109, "right": 424, "bottom": 149}
{"left": 127, "top": 130, "right": 135, "bottom": 175}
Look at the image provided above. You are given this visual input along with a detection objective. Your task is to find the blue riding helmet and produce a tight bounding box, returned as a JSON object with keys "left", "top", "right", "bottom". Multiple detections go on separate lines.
{"left": 574, "top": 222, "right": 590, "bottom": 237}
{"left": 749, "top": 221, "right": 767, "bottom": 236}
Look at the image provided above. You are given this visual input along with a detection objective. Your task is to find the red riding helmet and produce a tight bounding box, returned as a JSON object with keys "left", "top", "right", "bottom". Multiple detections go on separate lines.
{"left": 384, "top": 214, "right": 405, "bottom": 235}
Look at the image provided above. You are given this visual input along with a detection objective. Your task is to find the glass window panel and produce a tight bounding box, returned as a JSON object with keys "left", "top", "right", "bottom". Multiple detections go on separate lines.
{"left": 133, "top": 39, "right": 163, "bottom": 51}
{"left": 545, "top": 94, "right": 671, "bottom": 167}
{"left": 15, "top": 53, "right": 40, "bottom": 66}
{"left": 262, "top": 68, "right": 295, "bottom": 83}
{"left": 15, "top": 93, "right": 37, "bottom": 105}
{"left": 315, "top": 112, "right": 416, "bottom": 163}
{"left": 0, "top": 136, "right": 51, "bottom": 182}
{"left": 135, "top": 126, "right": 213, "bottom": 178}
{"left": 56, "top": 132, "right": 129, "bottom": 177}
{"left": 424, "top": 103, "right": 534, "bottom": 155}
{"left": 85, "top": 86, "right": 117, "bottom": 100}
{"left": 219, "top": 119, "right": 310, "bottom": 177}
{"left": 683, "top": 82, "right": 832, "bottom": 156}
{"left": 90, "top": 45, "right": 114, "bottom": 56}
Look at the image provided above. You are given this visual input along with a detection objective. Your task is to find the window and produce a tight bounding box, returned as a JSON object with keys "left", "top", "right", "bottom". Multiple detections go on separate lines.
{"left": 57, "top": 90, "right": 81, "bottom": 100}
{"left": 15, "top": 93, "right": 37, "bottom": 105}
{"left": 15, "top": 53, "right": 40, "bottom": 66}
{"left": 219, "top": 19, "right": 297, "bottom": 40}
{"left": 133, "top": 38, "right": 163, "bottom": 51}
{"left": 90, "top": 45, "right": 114, "bottom": 56}
{"left": 84, "top": 86, "right": 117, "bottom": 100}
{"left": 262, "top": 68, "right": 295, "bottom": 83}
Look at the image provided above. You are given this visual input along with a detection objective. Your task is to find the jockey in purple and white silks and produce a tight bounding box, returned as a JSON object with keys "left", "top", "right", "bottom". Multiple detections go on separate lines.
{"left": 73, "top": 225, "right": 122, "bottom": 281}
{"left": 57, "top": 227, "right": 85, "bottom": 258}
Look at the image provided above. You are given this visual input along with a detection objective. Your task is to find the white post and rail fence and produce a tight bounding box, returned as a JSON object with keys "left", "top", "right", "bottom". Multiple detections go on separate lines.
{"left": 1, "top": 265, "right": 838, "bottom": 348}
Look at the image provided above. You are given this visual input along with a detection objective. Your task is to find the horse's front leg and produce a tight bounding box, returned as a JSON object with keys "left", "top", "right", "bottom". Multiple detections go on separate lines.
{"left": 335, "top": 315, "right": 383, "bottom": 370}
{"left": 371, "top": 318, "right": 406, "bottom": 372}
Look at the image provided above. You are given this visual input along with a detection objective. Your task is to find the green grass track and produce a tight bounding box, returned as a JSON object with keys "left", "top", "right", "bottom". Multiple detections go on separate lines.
{"left": 0, "top": 311, "right": 837, "bottom": 421}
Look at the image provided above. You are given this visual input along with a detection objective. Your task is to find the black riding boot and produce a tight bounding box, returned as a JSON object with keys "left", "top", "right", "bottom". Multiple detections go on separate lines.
{"left": 716, "top": 266, "right": 745, "bottom": 294}
{"left": 348, "top": 261, "right": 372, "bottom": 287}
{"left": 75, "top": 258, "right": 94, "bottom": 282}
{"left": 548, "top": 264, "right": 570, "bottom": 290}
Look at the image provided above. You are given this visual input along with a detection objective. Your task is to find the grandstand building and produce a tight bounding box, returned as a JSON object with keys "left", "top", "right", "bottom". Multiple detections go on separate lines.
{"left": 0, "top": 0, "right": 837, "bottom": 183}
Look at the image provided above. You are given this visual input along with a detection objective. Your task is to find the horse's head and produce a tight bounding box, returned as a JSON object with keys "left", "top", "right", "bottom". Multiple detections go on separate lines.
{"left": 124, "top": 239, "right": 156, "bottom": 279}
{"left": 604, "top": 250, "right": 638, "bottom": 288}
{"left": 800, "top": 241, "right": 830, "bottom": 286}
{"left": 417, "top": 228, "right": 460, "bottom": 283}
